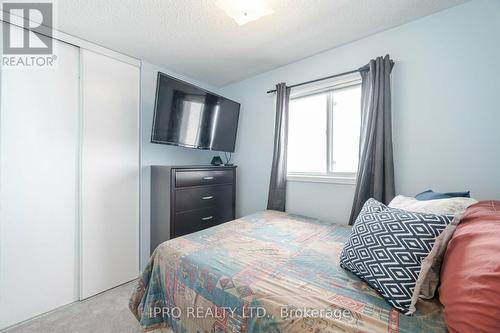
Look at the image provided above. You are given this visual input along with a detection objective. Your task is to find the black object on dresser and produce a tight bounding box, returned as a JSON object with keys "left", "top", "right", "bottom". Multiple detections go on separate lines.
{"left": 150, "top": 165, "right": 236, "bottom": 254}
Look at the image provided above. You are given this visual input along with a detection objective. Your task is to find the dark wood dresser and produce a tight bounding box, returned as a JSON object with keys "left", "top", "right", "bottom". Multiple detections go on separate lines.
{"left": 150, "top": 165, "right": 236, "bottom": 253}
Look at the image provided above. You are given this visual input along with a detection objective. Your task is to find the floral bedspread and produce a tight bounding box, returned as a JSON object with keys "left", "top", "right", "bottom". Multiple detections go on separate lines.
{"left": 130, "top": 210, "right": 446, "bottom": 332}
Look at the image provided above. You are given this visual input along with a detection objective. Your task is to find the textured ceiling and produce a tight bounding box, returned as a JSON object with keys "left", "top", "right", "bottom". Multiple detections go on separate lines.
{"left": 56, "top": 0, "right": 468, "bottom": 86}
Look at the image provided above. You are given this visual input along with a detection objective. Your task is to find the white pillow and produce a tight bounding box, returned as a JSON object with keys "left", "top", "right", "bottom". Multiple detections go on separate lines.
{"left": 388, "top": 195, "right": 477, "bottom": 299}
{"left": 388, "top": 195, "right": 477, "bottom": 215}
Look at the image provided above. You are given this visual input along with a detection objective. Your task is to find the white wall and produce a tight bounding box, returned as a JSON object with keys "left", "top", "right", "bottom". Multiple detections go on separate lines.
{"left": 140, "top": 61, "right": 218, "bottom": 269}
{"left": 220, "top": 0, "right": 500, "bottom": 224}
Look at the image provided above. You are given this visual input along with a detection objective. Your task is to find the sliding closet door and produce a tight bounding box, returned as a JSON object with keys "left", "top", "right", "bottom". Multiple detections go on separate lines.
{"left": 0, "top": 24, "right": 79, "bottom": 328}
{"left": 80, "top": 49, "right": 140, "bottom": 298}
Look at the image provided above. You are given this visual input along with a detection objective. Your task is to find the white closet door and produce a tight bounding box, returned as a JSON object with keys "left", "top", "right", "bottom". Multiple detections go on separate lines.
{"left": 80, "top": 49, "right": 139, "bottom": 298}
{"left": 0, "top": 24, "right": 80, "bottom": 328}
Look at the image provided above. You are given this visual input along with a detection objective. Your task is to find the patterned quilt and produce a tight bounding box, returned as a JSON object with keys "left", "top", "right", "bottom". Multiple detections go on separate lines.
{"left": 130, "top": 211, "right": 446, "bottom": 333}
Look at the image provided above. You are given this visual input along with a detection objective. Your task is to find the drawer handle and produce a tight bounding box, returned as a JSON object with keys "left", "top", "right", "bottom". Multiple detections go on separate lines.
{"left": 201, "top": 196, "right": 214, "bottom": 200}
{"left": 203, "top": 176, "right": 214, "bottom": 180}
{"left": 201, "top": 216, "right": 213, "bottom": 221}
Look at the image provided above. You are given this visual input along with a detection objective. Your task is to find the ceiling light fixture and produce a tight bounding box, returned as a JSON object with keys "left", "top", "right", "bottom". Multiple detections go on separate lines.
{"left": 215, "top": 0, "right": 274, "bottom": 26}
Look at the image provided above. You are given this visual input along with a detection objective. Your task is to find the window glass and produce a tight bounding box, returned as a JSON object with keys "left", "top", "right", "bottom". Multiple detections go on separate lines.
{"left": 331, "top": 85, "right": 361, "bottom": 173}
{"left": 287, "top": 80, "right": 361, "bottom": 179}
{"left": 287, "top": 93, "right": 327, "bottom": 173}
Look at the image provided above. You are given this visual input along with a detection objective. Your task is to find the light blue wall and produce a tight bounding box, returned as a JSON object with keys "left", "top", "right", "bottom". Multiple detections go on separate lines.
{"left": 220, "top": 0, "right": 500, "bottom": 224}
{"left": 140, "top": 61, "right": 217, "bottom": 269}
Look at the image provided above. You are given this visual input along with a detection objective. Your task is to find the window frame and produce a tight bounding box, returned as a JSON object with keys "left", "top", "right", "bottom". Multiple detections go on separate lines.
{"left": 286, "top": 73, "right": 362, "bottom": 185}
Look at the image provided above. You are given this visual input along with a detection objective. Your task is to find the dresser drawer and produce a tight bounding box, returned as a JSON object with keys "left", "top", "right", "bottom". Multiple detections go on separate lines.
{"left": 173, "top": 206, "right": 233, "bottom": 237}
{"left": 174, "top": 184, "right": 233, "bottom": 212}
{"left": 175, "top": 169, "right": 233, "bottom": 188}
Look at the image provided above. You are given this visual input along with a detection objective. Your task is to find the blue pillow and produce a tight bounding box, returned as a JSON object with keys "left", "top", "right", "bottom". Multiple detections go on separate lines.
{"left": 339, "top": 198, "right": 454, "bottom": 314}
{"left": 415, "top": 189, "right": 470, "bottom": 201}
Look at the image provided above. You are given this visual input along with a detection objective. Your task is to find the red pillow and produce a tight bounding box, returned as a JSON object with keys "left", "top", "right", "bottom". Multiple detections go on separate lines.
{"left": 439, "top": 201, "right": 500, "bottom": 333}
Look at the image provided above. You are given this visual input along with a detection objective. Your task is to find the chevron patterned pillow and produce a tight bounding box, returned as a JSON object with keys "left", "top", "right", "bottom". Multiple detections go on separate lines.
{"left": 339, "top": 198, "right": 454, "bottom": 315}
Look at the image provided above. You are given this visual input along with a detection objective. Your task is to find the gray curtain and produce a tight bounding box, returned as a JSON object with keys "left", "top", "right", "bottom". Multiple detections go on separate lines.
{"left": 267, "top": 83, "right": 291, "bottom": 211}
{"left": 349, "top": 55, "right": 395, "bottom": 225}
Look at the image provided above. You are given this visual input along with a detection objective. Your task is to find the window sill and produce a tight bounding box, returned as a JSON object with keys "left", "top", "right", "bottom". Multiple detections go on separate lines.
{"left": 286, "top": 174, "right": 356, "bottom": 185}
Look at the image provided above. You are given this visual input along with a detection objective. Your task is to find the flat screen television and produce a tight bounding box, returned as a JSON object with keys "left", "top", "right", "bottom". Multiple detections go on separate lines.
{"left": 151, "top": 72, "right": 240, "bottom": 152}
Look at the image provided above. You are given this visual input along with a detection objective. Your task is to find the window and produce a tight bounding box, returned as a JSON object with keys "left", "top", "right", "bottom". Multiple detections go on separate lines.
{"left": 287, "top": 74, "right": 361, "bottom": 184}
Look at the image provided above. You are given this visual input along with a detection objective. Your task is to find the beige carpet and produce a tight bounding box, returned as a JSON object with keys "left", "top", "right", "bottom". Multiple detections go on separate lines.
{"left": 2, "top": 281, "right": 170, "bottom": 333}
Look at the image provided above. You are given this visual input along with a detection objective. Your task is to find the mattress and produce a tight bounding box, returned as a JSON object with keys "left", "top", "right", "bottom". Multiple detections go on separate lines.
{"left": 130, "top": 210, "right": 446, "bottom": 332}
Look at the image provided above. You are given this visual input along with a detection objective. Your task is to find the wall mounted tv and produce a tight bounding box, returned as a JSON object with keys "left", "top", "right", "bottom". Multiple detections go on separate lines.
{"left": 151, "top": 72, "right": 240, "bottom": 152}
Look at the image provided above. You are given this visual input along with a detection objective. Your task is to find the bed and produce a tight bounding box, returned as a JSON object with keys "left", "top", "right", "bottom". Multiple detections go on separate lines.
{"left": 129, "top": 210, "right": 446, "bottom": 332}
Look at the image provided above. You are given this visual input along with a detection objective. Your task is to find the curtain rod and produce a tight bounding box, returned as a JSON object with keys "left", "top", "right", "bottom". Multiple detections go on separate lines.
{"left": 266, "top": 68, "right": 366, "bottom": 94}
